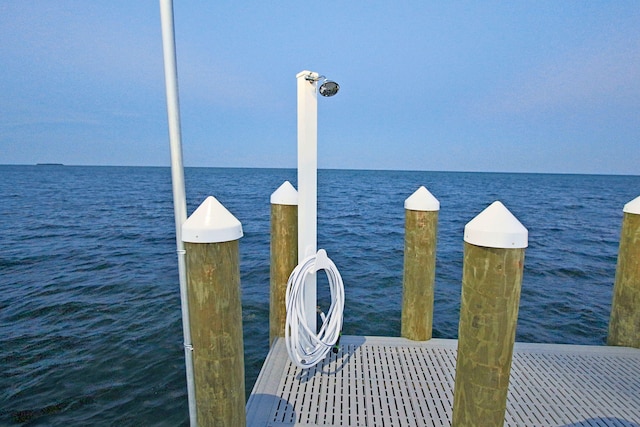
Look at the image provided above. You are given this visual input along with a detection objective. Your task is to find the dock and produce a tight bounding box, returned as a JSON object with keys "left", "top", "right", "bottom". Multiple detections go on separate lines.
{"left": 247, "top": 336, "right": 640, "bottom": 427}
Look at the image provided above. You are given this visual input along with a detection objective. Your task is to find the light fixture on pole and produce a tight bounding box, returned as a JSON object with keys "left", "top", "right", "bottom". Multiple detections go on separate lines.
{"left": 304, "top": 73, "right": 340, "bottom": 97}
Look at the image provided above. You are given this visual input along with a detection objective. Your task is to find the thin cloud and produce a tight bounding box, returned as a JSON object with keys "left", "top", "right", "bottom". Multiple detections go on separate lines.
{"left": 1, "top": 2, "right": 163, "bottom": 91}
{"left": 0, "top": 112, "right": 102, "bottom": 129}
{"left": 476, "top": 36, "right": 640, "bottom": 117}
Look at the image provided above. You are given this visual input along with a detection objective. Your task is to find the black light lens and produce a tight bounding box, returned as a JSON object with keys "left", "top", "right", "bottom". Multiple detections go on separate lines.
{"left": 319, "top": 80, "right": 339, "bottom": 97}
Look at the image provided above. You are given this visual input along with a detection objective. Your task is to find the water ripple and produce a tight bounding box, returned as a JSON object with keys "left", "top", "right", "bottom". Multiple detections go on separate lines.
{"left": 1, "top": 166, "right": 638, "bottom": 425}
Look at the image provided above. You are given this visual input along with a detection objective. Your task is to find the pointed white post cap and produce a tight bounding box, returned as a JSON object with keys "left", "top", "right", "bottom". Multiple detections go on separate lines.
{"left": 623, "top": 195, "right": 640, "bottom": 214}
{"left": 182, "top": 196, "right": 243, "bottom": 243}
{"left": 270, "top": 181, "right": 298, "bottom": 205}
{"left": 464, "top": 201, "right": 528, "bottom": 248}
{"left": 404, "top": 186, "right": 440, "bottom": 211}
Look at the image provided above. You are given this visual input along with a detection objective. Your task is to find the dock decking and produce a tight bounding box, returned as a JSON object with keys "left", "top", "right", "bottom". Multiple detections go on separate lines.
{"left": 246, "top": 336, "right": 640, "bottom": 426}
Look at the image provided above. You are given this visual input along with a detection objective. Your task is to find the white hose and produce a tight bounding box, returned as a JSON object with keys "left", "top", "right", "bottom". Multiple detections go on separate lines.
{"left": 285, "top": 249, "right": 344, "bottom": 369}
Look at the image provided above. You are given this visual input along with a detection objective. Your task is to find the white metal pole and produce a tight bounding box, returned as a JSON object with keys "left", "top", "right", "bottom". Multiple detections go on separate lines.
{"left": 296, "top": 70, "right": 318, "bottom": 333}
{"left": 159, "top": 1, "right": 197, "bottom": 425}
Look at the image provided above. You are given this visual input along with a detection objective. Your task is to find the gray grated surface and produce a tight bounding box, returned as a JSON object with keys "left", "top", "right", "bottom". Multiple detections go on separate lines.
{"left": 246, "top": 336, "right": 640, "bottom": 427}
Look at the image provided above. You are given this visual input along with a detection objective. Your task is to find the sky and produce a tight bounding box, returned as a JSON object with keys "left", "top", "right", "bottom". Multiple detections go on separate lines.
{"left": 1, "top": 1, "right": 639, "bottom": 174}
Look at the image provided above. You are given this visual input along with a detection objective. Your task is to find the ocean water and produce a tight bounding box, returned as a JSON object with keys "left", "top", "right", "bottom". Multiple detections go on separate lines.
{"left": 1, "top": 165, "right": 638, "bottom": 425}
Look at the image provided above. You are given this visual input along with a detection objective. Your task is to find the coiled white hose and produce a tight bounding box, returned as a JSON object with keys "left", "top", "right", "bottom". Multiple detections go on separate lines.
{"left": 285, "top": 249, "right": 344, "bottom": 369}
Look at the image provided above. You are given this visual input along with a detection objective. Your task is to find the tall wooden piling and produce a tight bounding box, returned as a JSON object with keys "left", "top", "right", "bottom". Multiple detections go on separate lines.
{"left": 270, "top": 181, "right": 298, "bottom": 346}
{"left": 608, "top": 195, "right": 640, "bottom": 349}
{"left": 182, "top": 196, "right": 246, "bottom": 427}
{"left": 452, "top": 201, "right": 527, "bottom": 427}
{"left": 402, "top": 186, "right": 440, "bottom": 341}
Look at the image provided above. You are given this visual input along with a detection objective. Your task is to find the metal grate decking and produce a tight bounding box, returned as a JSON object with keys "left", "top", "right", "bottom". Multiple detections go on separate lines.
{"left": 246, "top": 336, "right": 640, "bottom": 427}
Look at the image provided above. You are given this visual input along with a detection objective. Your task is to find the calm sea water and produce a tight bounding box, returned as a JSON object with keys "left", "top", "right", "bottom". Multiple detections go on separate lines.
{"left": 1, "top": 165, "right": 638, "bottom": 425}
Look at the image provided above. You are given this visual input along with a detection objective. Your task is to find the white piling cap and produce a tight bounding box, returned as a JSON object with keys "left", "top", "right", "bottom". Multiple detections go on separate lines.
{"left": 464, "top": 201, "right": 528, "bottom": 249}
{"left": 404, "top": 186, "right": 440, "bottom": 211}
{"left": 182, "top": 196, "right": 243, "bottom": 243}
{"left": 271, "top": 181, "right": 298, "bottom": 205}
{"left": 623, "top": 195, "right": 640, "bottom": 214}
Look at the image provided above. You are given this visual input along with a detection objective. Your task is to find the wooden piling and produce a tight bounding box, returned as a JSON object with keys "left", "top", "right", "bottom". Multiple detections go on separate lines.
{"left": 182, "top": 196, "right": 245, "bottom": 427}
{"left": 452, "top": 201, "right": 527, "bottom": 427}
{"left": 608, "top": 195, "right": 640, "bottom": 349}
{"left": 270, "top": 181, "right": 298, "bottom": 346}
{"left": 402, "top": 186, "right": 440, "bottom": 341}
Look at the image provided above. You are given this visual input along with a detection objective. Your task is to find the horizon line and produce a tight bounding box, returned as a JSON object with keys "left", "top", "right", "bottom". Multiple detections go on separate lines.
{"left": 1, "top": 163, "right": 638, "bottom": 178}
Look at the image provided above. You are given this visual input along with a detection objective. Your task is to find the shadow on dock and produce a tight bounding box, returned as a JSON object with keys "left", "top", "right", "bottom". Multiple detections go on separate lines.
{"left": 562, "top": 419, "right": 639, "bottom": 427}
{"left": 295, "top": 336, "right": 366, "bottom": 383}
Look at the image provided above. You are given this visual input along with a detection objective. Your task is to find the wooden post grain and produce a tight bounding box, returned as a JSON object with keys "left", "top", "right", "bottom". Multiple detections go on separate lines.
{"left": 182, "top": 197, "right": 245, "bottom": 427}
{"left": 608, "top": 196, "right": 640, "bottom": 349}
{"left": 452, "top": 201, "right": 528, "bottom": 427}
{"left": 402, "top": 186, "right": 440, "bottom": 341}
{"left": 270, "top": 181, "right": 298, "bottom": 346}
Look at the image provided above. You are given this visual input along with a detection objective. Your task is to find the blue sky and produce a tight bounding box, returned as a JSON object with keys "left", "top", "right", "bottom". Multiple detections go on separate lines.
{"left": 1, "top": 1, "right": 639, "bottom": 174}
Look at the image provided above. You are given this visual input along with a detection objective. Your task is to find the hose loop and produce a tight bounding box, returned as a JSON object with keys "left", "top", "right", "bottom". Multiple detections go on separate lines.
{"left": 285, "top": 249, "right": 344, "bottom": 369}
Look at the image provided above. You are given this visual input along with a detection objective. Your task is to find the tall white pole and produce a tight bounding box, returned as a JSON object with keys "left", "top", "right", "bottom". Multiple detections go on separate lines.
{"left": 159, "top": 1, "right": 197, "bottom": 425}
{"left": 296, "top": 70, "right": 318, "bottom": 333}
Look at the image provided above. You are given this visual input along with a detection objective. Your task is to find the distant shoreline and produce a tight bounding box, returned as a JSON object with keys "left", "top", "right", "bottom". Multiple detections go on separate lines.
{"left": 0, "top": 164, "right": 632, "bottom": 177}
